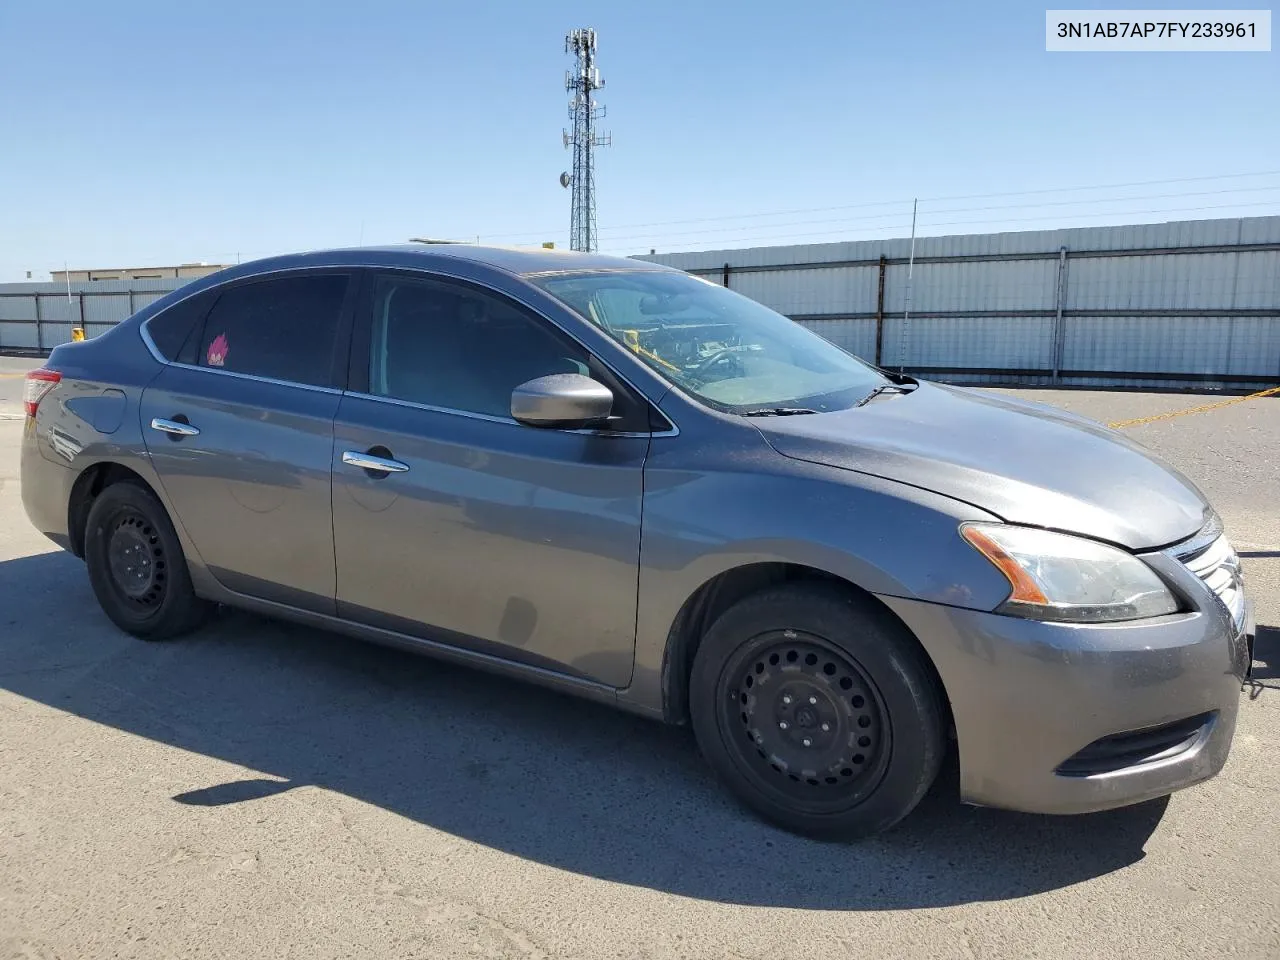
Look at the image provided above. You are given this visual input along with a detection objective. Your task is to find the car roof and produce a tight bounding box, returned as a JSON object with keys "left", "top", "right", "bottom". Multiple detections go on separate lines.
{"left": 122, "top": 243, "right": 688, "bottom": 336}
{"left": 223, "top": 244, "right": 675, "bottom": 279}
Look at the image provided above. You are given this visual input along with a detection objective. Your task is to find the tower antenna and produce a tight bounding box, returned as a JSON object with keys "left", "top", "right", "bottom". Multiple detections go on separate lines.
{"left": 561, "top": 28, "right": 610, "bottom": 252}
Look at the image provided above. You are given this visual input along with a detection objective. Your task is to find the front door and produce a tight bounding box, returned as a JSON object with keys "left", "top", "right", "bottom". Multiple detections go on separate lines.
{"left": 331, "top": 272, "right": 650, "bottom": 686}
{"left": 139, "top": 271, "right": 356, "bottom": 613}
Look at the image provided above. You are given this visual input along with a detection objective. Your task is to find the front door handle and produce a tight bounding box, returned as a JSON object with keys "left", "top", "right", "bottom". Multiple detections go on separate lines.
{"left": 342, "top": 450, "right": 410, "bottom": 474}
{"left": 150, "top": 417, "right": 200, "bottom": 438}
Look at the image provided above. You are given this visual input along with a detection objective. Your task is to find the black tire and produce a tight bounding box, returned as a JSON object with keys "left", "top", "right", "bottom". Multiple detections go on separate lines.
{"left": 690, "top": 582, "right": 946, "bottom": 840}
{"left": 84, "top": 480, "right": 211, "bottom": 641}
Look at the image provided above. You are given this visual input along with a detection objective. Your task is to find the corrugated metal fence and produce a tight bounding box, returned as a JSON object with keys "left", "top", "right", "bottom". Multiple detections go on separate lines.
{"left": 4, "top": 216, "right": 1278, "bottom": 391}
{"left": 639, "top": 215, "right": 1280, "bottom": 391}
{"left": 0, "top": 277, "right": 186, "bottom": 352}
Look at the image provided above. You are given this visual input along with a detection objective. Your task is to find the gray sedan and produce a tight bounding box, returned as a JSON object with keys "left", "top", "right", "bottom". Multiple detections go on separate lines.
{"left": 20, "top": 245, "right": 1253, "bottom": 838}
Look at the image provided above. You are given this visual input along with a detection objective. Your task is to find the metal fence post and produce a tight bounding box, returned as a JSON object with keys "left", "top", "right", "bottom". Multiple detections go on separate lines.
{"left": 1051, "top": 246, "right": 1069, "bottom": 383}
{"left": 874, "top": 254, "right": 887, "bottom": 366}
{"left": 74, "top": 292, "right": 87, "bottom": 341}
{"left": 722, "top": 262, "right": 731, "bottom": 288}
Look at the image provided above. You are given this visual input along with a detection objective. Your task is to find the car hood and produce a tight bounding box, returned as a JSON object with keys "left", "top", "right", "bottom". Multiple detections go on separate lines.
{"left": 754, "top": 382, "right": 1210, "bottom": 550}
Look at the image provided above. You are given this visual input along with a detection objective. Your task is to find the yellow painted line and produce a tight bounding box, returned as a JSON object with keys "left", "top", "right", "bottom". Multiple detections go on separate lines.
{"left": 1108, "top": 385, "right": 1280, "bottom": 429}
{"left": 0, "top": 372, "right": 30, "bottom": 378}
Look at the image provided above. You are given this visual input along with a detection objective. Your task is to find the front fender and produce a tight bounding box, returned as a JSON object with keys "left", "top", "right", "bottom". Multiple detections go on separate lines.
{"left": 620, "top": 445, "right": 1011, "bottom": 717}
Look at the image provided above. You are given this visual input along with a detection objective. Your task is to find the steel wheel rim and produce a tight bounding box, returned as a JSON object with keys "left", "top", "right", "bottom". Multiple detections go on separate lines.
{"left": 717, "top": 630, "right": 891, "bottom": 813}
{"left": 105, "top": 509, "right": 167, "bottom": 610}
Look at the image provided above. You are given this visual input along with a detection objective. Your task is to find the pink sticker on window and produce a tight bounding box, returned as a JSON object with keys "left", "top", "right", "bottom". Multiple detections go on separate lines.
{"left": 206, "top": 333, "right": 229, "bottom": 367}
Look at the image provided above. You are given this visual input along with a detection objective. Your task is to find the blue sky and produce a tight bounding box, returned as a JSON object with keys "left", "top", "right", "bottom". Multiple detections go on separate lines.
{"left": 0, "top": 0, "right": 1276, "bottom": 280}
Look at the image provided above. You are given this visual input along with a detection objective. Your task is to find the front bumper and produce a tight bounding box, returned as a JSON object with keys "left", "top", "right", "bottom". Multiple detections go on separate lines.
{"left": 880, "top": 593, "right": 1248, "bottom": 815}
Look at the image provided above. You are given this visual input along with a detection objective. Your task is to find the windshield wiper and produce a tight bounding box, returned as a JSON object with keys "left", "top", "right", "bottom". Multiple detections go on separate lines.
{"left": 855, "top": 384, "right": 913, "bottom": 407}
{"left": 740, "top": 407, "right": 820, "bottom": 417}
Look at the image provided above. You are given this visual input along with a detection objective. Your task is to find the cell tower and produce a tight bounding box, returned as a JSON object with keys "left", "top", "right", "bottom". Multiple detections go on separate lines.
{"left": 561, "top": 28, "right": 609, "bottom": 252}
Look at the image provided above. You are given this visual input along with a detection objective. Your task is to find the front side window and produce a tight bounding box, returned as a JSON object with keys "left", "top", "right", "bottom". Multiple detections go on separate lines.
{"left": 367, "top": 275, "right": 592, "bottom": 419}
{"left": 530, "top": 270, "right": 889, "bottom": 413}
{"left": 196, "top": 274, "right": 349, "bottom": 388}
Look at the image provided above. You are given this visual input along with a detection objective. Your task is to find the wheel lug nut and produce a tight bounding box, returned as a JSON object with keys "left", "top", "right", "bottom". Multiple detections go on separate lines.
{"left": 779, "top": 721, "right": 788, "bottom": 730}
{"left": 821, "top": 723, "right": 830, "bottom": 731}
{"left": 782, "top": 695, "right": 791, "bottom": 704}
{"left": 808, "top": 696, "right": 817, "bottom": 705}
{"left": 802, "top": 738, "right": 812, "bottom": 747}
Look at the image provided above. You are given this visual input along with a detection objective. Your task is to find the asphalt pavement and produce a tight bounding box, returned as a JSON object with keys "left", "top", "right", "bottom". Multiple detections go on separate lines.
{"left": 1, "top": 360, "right": 1277, "bottom": 959}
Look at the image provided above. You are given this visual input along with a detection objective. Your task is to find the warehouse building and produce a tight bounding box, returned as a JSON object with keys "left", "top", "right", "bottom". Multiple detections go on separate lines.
{"left": 51, "top": 262, "right": 231, "bottom": 283}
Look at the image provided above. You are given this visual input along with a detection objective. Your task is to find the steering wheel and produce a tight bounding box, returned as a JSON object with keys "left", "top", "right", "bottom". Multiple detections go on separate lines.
{"left": 690, "top": 348, "right": 739, "bottom": 376}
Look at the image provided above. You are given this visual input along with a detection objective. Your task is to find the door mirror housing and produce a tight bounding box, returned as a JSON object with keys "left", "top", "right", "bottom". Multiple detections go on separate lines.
{"left": 511, "top": 374, "right": 614, "bottom": 428}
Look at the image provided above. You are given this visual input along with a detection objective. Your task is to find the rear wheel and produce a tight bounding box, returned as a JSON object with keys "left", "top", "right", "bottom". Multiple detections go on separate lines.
{"left": 690, "top": 582, "right": 946, "bottom": 840}
{"left": 84, "top": 481, "right": 211, "bottom": 640}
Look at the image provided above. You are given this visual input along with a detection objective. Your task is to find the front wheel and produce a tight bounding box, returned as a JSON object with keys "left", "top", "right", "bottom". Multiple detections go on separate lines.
{"left": 690, "top": 583, "right": 946, "bottom": 840}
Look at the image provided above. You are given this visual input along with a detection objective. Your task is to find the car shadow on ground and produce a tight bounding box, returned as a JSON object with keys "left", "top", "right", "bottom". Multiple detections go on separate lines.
{"left": 1, "top": 550, "right": 1172, "bottom": 910}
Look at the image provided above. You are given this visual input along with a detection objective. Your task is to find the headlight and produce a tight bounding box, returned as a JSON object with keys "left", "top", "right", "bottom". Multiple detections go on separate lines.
{"left": 960, "top": 523, "right": 1179, "bottom": 623}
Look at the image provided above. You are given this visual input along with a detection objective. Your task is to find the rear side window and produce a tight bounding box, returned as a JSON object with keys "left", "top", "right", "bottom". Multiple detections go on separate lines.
{"left": 196, "top": 275, "right": 350, "bottom": 388}
{"left": 146, "top": 290, "right": 217, "bottom": 363}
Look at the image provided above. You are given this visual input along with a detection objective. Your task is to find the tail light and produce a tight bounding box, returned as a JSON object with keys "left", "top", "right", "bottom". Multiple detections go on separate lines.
{"left": 23, "top": 368, "right": 61, "bottom": 418}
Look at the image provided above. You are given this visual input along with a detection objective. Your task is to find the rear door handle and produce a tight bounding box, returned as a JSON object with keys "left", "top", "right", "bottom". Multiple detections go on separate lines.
{"left": 150, "top": 417, "right": 200, "bottom": 437}
{"left": 342, "top": 450, "right": 410, "bottom": 474}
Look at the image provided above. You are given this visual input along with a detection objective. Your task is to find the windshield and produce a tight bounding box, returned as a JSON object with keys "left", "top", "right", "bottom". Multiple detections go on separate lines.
{"left": 530, "top": 270, "right": 889, "bottom": 414}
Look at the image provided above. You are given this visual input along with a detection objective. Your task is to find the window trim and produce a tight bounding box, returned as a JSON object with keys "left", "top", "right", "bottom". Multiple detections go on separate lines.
{"left": 139, "top": 266, "right": 360, "bottom": 392}
{"left": 341, "top": 389, "right": 668, "bottom": 439}
{"left": 349, "top": 268, "right": 677, "bottom": 437}
{"left": 158, "top": 363, "right": 345, "bottom": 395}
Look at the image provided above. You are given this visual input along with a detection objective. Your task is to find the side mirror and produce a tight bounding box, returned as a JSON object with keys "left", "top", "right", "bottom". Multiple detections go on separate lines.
{"left": 511, "top": 373, "right": 614, "bottom": 428}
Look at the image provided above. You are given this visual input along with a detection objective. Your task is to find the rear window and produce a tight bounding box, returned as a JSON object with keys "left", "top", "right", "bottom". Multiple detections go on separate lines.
{"left": 145, "top": 291, "right": 217, "bottom": 363}
{"left": 195, "top": 275, "right": 350, "bottom": 388}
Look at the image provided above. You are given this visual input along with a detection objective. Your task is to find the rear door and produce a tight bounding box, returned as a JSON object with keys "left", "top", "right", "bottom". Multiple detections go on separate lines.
{"left": 331, "top": 271, "right": 652, "bottom": 686}
{"left": 139, "top": 270, "right": 357, "bottom": 613}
